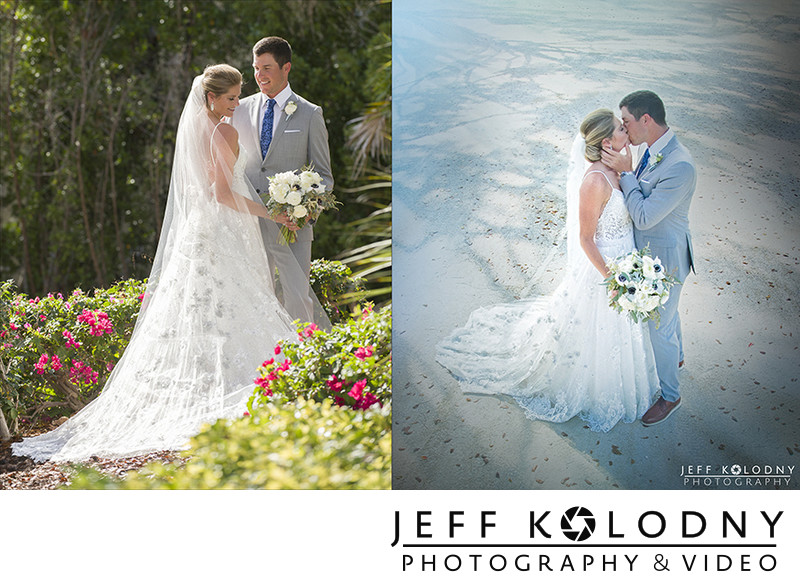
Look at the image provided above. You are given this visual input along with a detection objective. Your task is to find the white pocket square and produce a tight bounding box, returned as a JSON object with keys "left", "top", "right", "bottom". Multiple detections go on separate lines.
{"left": 284, "top": 129, "right": 301, "bottom": 134}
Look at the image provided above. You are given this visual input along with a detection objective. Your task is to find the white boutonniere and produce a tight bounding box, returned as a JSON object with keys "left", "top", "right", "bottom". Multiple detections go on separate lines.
{"left": 646, "top": 152, "right": 664, "bottom": 173}
{"left": 284, "top": 101, "right": 297, "bottom": 119}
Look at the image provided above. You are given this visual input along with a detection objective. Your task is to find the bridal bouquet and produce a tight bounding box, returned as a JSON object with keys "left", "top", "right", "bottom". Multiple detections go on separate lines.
{"left": 602, "top": 246, "right": 680, "bottom": 327}
{"left": 264, "top": 165, "right": 338, "bottom": 243}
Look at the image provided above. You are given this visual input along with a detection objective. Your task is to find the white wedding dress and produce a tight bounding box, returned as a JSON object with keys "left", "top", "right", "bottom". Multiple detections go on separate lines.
{"left": 436, "top": 170, "right": 659, "bottom": 432}
{"left": 13, "top": 78, "right": 297, "bottom": 462}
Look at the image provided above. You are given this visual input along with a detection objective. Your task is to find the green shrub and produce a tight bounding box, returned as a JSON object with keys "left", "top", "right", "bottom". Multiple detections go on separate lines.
{"left": 68, "top": 397, "right": 391, "bottom": 489}
{"left": 309, "top": 259, "right": 367, "bottom": 323}
{"left": 249, "top": 304, "right": 390, "bottom": 413}
{"left": 0, "top": 279, "right": 145, "bottom": 431}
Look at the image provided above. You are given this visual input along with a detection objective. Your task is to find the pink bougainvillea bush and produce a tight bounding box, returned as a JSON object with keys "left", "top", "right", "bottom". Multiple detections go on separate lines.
{"left": 248, "top": 304, "right": 391, "bottom": 414}
{"left": 0, "top": 279, "right": 145, "bottom": 431}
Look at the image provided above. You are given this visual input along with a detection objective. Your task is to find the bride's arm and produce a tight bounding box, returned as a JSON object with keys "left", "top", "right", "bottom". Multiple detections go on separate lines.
{"left": 578, "top": 174, "right": 612, "bottom": 278}
{"left": 212, "top": 124, "right": 272, "bottom": 218}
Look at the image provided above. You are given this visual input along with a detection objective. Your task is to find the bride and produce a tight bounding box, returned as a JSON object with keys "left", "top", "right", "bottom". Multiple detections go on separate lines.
{"left": 13, "top": 65, "right": 305, "bottom": 462}
{"left": 436, "top": 109, "right": 659, "bottom": 432}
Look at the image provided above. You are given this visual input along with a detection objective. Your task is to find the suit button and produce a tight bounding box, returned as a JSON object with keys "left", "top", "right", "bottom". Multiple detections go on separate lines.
{"left": 256, "top": 189, "right": 261, "bottom": 194}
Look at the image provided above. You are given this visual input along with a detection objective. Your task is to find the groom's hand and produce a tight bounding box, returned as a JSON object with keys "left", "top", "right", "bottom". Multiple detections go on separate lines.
{"left": 601, "top": 147, "right": 632, "bottom": 174}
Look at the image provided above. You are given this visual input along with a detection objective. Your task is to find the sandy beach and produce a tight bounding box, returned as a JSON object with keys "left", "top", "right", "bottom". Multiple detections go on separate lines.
{"left": 392, "top": 0, "right": 800, "bottom": 490}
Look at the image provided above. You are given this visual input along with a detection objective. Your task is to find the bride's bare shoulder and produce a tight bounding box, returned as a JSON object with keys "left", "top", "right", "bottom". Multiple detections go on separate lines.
{"left": 580, "top": 169, "right": 611, "bottom": 193}
{"left": 214, "top": 122, "right": 239, "bottom": 151}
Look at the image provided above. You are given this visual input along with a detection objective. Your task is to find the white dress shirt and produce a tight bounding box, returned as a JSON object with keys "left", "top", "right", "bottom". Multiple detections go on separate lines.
{"left": 260, "top": 83, "right": 294, "bottom": 140}
{"left": 646, "top": 128, "right": 675, "bottom": 157}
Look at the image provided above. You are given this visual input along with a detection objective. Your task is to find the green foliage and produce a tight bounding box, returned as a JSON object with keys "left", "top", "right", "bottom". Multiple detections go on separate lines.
{"left": 249, "top": 304, "right": 391, "bottom": 413}
{"left": 1, "top": 0, "right": 391, "bottom": 295}
{"left": 337, "top": 22, "right": 392, "bottom": 304}
{"left": 309, "top": 258, "right": 366, "bottom": 322}
{"left": 0, "top": 278, "right": 145, "bottom": 431}
{"left": 69, "top": 397, "right": 391, "bottom": 489}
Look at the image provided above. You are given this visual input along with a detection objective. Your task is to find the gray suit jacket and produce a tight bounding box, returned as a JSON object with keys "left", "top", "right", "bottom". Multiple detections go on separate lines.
{"left": 232, "top": 90, "right": 334, "bottom": 243}
{"left": 619, "top": 135, "right": 696, "bottom": 281}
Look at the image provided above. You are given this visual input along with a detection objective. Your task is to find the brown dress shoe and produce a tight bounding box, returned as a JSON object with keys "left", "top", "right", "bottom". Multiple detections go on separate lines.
{"left": 641, "top": 397, "right": 681, "bottom": 426}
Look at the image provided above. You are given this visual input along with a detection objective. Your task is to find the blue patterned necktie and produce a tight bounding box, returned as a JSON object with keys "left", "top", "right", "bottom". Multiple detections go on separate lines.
{"left": 260, "top": 98, "right": 276, "bottom": 159}
{"left": 635, "top": 148, "right": 650, "bottom": 178}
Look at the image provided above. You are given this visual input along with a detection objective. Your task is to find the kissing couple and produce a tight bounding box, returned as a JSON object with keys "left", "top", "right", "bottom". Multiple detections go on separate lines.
{"left": 437, "top": 90, "right": 696, "bottom": 432}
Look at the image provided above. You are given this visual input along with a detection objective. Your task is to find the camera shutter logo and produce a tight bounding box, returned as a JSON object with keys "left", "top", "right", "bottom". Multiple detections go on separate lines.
{"left": 561, "top": 506, "right": 596, "bottom": 542}
{"left": 731, "top": 464, "right": 741, "bottom": 475}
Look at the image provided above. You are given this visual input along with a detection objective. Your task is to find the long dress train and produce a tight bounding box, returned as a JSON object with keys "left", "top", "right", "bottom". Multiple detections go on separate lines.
{"left": 436, "top": 172, "right": 659, "bottom": 432}
{"left": 13, "top": 78, "right": 297, "bottom": 462}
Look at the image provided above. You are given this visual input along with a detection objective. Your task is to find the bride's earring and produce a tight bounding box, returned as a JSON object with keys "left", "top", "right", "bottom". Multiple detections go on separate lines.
{"left": 210, "top": 102, "right": 215, "bottom": 112}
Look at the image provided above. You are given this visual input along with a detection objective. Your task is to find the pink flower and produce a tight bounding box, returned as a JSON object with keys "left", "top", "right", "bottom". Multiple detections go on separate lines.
{"left": 68, "top": 360, "right": 98, "bottom": 385}
{"left": 0, "top": 331, "right": 6, "bottom": 338}
{"left": 277, "top": 359, "right": 291, "bottom": 372}
{"left": 243, "top": 411, "right": 251, "bottom": 417}
{"left": 63, "top": 330, "right": 81, "bottom": 349}
{"left": 24, "top": 322, "right": 31, "bottom": 329}
{"left": 262, "top": 358, "right": 275, "bottom": 367}
{"left": 254, "top": 376, "right": 272, "bottom": 394}
{"left": 106, "top": 362, "right": 114, "bottom": 372}
{"left": 274, "top": 344, "right": 281, "bottom": 355}
{"left": 51, "top": 355, "right": 62, "bottom": 371}
{"left": 348, "top": 379, "right": 368, "bottom": 403}
{"left": 39, "top": 314, "right": 46, "bottom": 322}
{"left": 333, "top": 396, "right": 346, "bottom": 407}
{"left": 326, "top": 375, "right": 344, "bottom": 393}
{"left": 77, "top": 308, "right": 114, "bottom": 336}
{"left": 9, "top": 323, "right": 18, "bottom": 331}
{"left": 354, "top": 346, "right": 374, "bottom": 361}
{"left": 359, "top": 392, "right": 381, "bottom": 410}
{"left": 298, "top": 323, "right": 319, "bottom": 340}
{"left": 34, "top": 353, "right": 49, "bottom": 375}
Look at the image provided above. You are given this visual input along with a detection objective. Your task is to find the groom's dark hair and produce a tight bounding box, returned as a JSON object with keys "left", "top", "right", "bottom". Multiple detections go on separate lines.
{"left": 253, "top": 36, "right": 292, "bottom": 68}
{"left": 620, "top": 91, "right": 667, "bottom": 126}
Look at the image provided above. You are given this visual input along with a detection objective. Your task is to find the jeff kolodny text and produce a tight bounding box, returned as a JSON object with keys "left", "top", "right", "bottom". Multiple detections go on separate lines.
{"left": 392, "top": 507, "right": 784, "bottom": 574}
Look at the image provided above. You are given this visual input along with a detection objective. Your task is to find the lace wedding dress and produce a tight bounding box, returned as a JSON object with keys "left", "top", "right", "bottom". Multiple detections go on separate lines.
{"left": 437, "top": 167, "right": 659, "bottom": 432}
{"left": 13, "top": 77, "right": 297, "bottom": 462}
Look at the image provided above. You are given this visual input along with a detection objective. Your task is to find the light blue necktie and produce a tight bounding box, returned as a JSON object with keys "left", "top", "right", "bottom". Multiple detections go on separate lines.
{"left": 260, "top": 98, "right": 276, "bottom": 159}
{"left": 635, "top": 148, "right": 650, "bottom": 178}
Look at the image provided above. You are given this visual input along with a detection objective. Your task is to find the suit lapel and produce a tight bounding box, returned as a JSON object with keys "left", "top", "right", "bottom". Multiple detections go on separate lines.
{"left": 264, "top": 92, "right": 297, "bottom": 164}
{"left": 247, "top": 95, "right": 263, "bottom": 162}
{"left": 641, "top": 136, "right": 678, "bottom": 179}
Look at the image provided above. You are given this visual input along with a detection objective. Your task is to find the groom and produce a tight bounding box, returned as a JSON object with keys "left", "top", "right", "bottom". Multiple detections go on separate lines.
{"left": 602, "top": 90, "right": 696, "bottom": 427}
{"left": 232, "top": 36, "right": 334, "bottom": 323}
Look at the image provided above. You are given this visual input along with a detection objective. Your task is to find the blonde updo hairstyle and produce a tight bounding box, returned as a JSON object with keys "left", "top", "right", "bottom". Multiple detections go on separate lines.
{"left": 201, "top": 64, "right": 242, "bottom": 110}
{"left": 580, "top": 108, "right": 615, "bottom": 162}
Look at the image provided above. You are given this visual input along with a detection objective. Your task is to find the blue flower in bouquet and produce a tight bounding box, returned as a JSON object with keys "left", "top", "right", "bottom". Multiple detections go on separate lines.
{"left": 603, "top": 245, "right": 680, "bottom": 327}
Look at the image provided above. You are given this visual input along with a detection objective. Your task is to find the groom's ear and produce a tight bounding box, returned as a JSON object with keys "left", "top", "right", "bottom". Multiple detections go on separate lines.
{"left": 283, "top": 62, "right": 292, "bottom": 76}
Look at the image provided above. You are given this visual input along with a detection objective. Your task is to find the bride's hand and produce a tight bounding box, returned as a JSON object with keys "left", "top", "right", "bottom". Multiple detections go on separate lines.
{"left": 272, "top": 212, "right": 300, "bottom": 230}
{"left": 601, "top": 146, "right": 632, "bottom": 174}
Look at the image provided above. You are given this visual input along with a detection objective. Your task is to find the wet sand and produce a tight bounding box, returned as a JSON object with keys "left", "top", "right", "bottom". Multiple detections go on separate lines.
{"left": 392, "top": 0, "right": 800, "bottom": 489}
